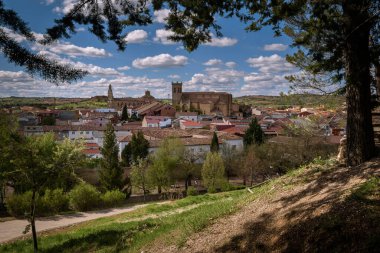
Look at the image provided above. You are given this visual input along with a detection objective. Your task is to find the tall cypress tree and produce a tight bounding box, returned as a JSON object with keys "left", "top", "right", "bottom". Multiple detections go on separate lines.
{"left": 121, "top": 105, "right": 129, "bottom": 121}
{"left": 99, "top": 123, "right": 123, "bottom": 191}
{"left": 243, "top": 118, "right": 264, "bottom": 147}
{"left": 210, "top": 131, "right": 219, "bottom": 152}
{"left": 121, "top": 131, "right": 149, "bottom": 166}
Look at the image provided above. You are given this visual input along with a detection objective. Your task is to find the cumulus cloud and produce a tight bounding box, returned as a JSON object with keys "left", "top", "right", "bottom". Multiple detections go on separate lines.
{"left": 117, "top": 66, "right": 131, "bottom": 71}
{"left": 242, "top": 54, "right": 297, "bottom": 95}
{"left": 203, "top": 59, "right": 223, "bottom": 66}
{"left": 185, "top": 67, "right": 244, "bottom": 93}
{"left": 205, "top": 34, "right": 238, "bottom": 47}
{"left": 154, "top": 29, "right": 177, "bottom": 45}
{"left": 225, "top": 61, "right": 237, "bottom": 68}
{"left": 153, "top": 9, "right": 170, "bottom": 23}
{"left": 263, "top": 43, "right": 288, "bottom": 51}
{"left": 46, "top": 43, "right": 112, "bottom": 57}
{"left": 132, "top": 54, "right": 188, "bottom": 69}
{"left": 246, "top": 54, "right": 296, "bottom": 73}
{"left": 124, "top": 29, "right": 148, "bottom": 43}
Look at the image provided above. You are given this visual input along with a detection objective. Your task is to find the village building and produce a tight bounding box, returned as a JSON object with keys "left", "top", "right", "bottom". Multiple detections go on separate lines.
{"left": 171, "top": 82, "right": 240, "bottom": 116}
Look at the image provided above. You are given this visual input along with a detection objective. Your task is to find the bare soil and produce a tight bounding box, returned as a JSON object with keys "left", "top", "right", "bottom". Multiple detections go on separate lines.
{"left": 144, "top": 158, "right": 380, "bottom": 253}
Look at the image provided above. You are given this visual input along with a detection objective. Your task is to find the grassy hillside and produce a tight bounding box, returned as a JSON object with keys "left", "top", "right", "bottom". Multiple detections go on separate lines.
{"left": 234, "top": 94, "right": 345, "bottom": 109}
{"left": 1, "top": 157, "right": 378, "bottom": 253}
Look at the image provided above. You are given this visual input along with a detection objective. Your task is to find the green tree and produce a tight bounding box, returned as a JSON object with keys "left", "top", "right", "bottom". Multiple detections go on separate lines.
{"left": 220, "top": 143, "right": 242, "bottom": 181}
{"left": 99, "top": 123, "right": 123, "bottom": 191}
{"left": 41, "top": 115, "right": 56, "bottom": 126}
{"left": 149, "top": 138, "right": 184, "bottom": 193}
{"left": 243, "top": 118, "right": 264, "bottom": 147}
{"left": 120, "top": 105, "right": 129, "bottom": 121}
{"left": 202, "top": 152, "right": 226, "bottom": 193}
{"left": 7, "top": 133, "right": 84, "bottom": 252}
{"left": 121, "top": 131, "right": 149, "bottom": 166}
{"left": 210, "top": 131, "right": 219, "bottom": 152}
{"left": 130, "top": 158, "right": 152, "bottom": 202}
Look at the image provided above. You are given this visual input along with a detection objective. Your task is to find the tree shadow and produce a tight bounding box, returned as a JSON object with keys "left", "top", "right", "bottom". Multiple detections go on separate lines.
{"left": 214, "top": 159, "right": 380, "bottom": 253}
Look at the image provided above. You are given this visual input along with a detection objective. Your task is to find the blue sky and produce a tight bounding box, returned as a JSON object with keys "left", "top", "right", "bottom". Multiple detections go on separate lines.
{"left": 0, "top": 0, "right": 299, "bottom": 98}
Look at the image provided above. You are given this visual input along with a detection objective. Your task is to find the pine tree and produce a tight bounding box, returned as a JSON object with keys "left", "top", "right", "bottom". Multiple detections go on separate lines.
{"left": 121, "top": 105, "right": 129, "bottom": 121}
{"left": 243, "top": 118, "right": 264, "bottom": 147}
{"left": 99, "top": 123, "right": 123, "bottom": 191}
{"left": 210, "top": 131, "right": 219, "bottom": 152}
{"left": 121, "top": 131, "right": 149, "bottom": 166}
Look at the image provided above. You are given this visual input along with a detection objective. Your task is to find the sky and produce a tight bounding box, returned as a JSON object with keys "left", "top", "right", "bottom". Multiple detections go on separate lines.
{"left": 0, "top": 0, "right": 299, "bottom": 99}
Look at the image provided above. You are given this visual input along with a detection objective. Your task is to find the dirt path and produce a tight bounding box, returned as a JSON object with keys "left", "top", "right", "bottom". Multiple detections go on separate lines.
{"left": 145, "top": 158, "right": 380, "bottom": 253}
{"left": 0, "top": 201, "right": 168, "bottom": 244}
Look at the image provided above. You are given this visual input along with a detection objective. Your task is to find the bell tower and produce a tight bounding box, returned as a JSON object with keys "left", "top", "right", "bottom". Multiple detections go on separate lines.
{"left": 107, "top": 84, "right": 113, "bottom": 102}
{"left": 172, "top": 81, "right": 182, "bottom": 106}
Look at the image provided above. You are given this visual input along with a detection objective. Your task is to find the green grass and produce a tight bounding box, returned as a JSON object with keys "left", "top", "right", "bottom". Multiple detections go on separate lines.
{"left": 0, "top": 159, "right": 338, "bottom": 253}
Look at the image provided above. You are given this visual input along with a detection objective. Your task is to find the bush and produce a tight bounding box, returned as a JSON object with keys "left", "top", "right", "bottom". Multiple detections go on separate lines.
{"left": 6, "top": 191, "right": 33, "bottom": 217}
{"left": 69, "top": 183, "right": 101, "bottom": 211}
{"left": 42, "top": 188, "right": 69, "bottom": 213}
{"left": 101, "top": 190, "right": 125, "bottom": 208}
{"left": 207, "top": 186, "right": 217, "bottom": 194}
{"left": 186, "top": 186, "right": 198, "bottom": 196}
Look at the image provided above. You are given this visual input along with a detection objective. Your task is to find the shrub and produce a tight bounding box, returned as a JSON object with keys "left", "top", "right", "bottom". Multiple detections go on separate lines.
{"left": 186, "top": 186, "right": 198, "bottom": 196}
{"left": 207, "top": 186, "right": 217, "bottom": 194}
{"left": 101, "top": 190, "right": 125, "bottom": 208}
{"left": 6, "top": 191, "right": 33, "bottom": 217}
{"left": 42, "top": 188, "right": 69, "bottom": 213}
{"left": 69, "top": 183, "right": 101, "bottom": 211}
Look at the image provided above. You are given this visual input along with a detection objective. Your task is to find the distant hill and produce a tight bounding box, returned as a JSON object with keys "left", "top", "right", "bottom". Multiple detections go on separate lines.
{"left": 234, "top": 94, "right": 345, "bottom": 109}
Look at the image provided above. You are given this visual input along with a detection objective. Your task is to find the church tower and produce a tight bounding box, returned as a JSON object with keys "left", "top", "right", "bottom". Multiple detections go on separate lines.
{"left": 107, "top": 84, "right": 114, "bottom": 102}
{"left": 172, "top": 81, "right": 182, "bottom": 106}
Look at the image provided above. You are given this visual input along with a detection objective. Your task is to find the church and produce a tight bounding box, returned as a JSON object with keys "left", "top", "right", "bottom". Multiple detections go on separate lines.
{"left": 107, "top": 84, "right": 155, "bottom": 110}
{"left": 172, "top": 82, "right": 239, "bottom": 116}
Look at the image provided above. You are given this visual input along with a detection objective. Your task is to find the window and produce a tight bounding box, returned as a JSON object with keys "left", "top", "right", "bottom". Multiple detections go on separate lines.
{"left": 80, "top": 131, "right": 83, "bottom": 134}
{"left": 72, "top": 131, "right": 75, "bottom": 134}
{"left": 86, "top": 131, "right": 89, "bottom": 134}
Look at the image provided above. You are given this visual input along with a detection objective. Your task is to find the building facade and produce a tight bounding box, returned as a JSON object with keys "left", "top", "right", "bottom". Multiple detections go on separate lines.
{"left": 107, "top": 84, "right": 156, "bottom": 110}
{"left": 172, "top": 82, "right": 236, "bottom": 116}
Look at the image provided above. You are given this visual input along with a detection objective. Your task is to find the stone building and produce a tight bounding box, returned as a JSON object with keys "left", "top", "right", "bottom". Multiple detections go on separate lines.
{"left": 107, "top": 84, "right": 155, "bottom": 110}
{"left": 172, "top": 82, "right": 238, "bottom": 116}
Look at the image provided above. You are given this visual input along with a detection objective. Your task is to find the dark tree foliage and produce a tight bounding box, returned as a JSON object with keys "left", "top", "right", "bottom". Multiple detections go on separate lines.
{"left": 210, "top": 131, "right": 219, "bottom": 152}
{"left": 122, "top": 131, "right": 149, "bottom": 166}
{"left": 99, "top": 123, "right": 123, "bottom": 191}
{"left": 0, "top": 1, "right": 87, "bottom": 84}
{"left": 41, "top": 115, "right": 56, "bottom": 126}
{"left": 121, "top": 104, "right": 129, "bottom": 121}
{"left": 244, "top": 118, "right": 264, "bottom": 147}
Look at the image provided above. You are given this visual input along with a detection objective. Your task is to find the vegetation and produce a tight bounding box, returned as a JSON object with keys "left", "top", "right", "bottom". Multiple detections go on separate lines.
{"left": 210, "top": 131, "right": 219, "bottom": 152}
{"left": 99, "top": 123, "right": 124, "bottom": 191}
{"left": 130, "top": 158, "right": 152, "bottom": 202}
{"left": 202, "top": 152, "right": 227, "bottom": 193}
{"left": 121, "top": 105, "right": 129, "bottom": 121}
{"left": 101, "top": 190, "right": 126, "bottom": 208}
{"left": 3, "top": 157, "right": 374, "bottom": 253}
{"left": 243, "top": 118, "right": 265, "bottom": 147}
{"left": 149, "top": 138, "right": 185, "bottom": 193}
{"left": 122, "top": 131, "right": 149, "bottom": 167}
{"left": 68, "top": 183, "right": 101, "bottom": 212}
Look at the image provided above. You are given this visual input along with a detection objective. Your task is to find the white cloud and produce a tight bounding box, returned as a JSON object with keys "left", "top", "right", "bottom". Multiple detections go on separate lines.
{"left": 263, "top": 43, "right": 288, "bottom": 51}
{"left": 154, "top": 29, "right": 177, "bottom": 45}
{"left": 124, "top": 29, "right": 148, "bottom": 44}
{"left": 186, "top": 67, "right": 244, "bottom": 93}
{"left": 117, "top": 66, "right": 131, "bottom": 71}
{"left": 205, "top": 34, "right": 238, "bottom": 47}
{"left": 153, "top": 9, "right": 170, "bottom": 23}
{"left": 246, "top": 54, "right": 295, "bottom": 73}
{"left": 132, "top": 54, "right": 188, "bottom": 69}
{"left": 203, "top": 59, "right": 223, "bottom": 66}
{"left": 225, "top": 61, "right": 237, "bottom": 68}
{"left": 46, "top": 43, "right": 112, "bottom": 57}
{"left": 168, "top": 74, "right": 180, "bottom": 79}
{"left": 45, "top": 0, "right": 55, "bottom": 5}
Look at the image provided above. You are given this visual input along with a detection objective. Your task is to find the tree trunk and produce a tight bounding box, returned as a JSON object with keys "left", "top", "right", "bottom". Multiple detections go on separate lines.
{"left": 375, "top": 63, "right": 380, "bottom": 99}
{"left": 30, "top": 190, "right": 38, "bottom": 253}
{"left": 157, "top": 185, "right": 161, "bottom": 194}
{"left": 343, "top": 0, "right": 375, "bottom": 166}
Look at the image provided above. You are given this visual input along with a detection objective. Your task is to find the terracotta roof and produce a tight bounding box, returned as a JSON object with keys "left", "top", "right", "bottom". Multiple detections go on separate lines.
{"left": 82, "top": 149, "right": 101, "bottom": 155}
{"left": 182, "top": 121, "right": 203, "bottom": 127}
